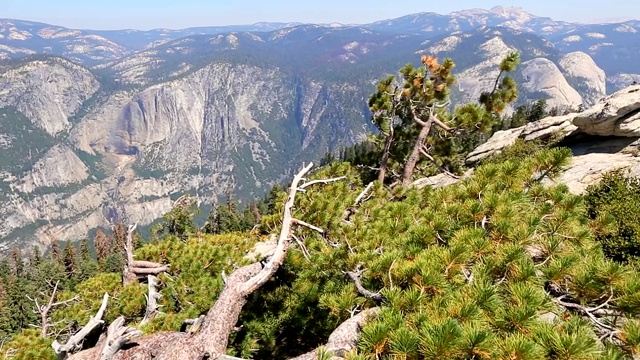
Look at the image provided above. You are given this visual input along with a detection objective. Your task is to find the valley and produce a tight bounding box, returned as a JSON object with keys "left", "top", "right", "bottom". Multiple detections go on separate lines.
{"left": 0, "top": 6, "right": 638, "bottom": 248}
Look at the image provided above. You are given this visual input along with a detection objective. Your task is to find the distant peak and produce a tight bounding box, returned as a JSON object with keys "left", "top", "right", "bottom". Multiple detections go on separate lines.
{"left": 490, "top": 6, "right": 530, "bottom": 16}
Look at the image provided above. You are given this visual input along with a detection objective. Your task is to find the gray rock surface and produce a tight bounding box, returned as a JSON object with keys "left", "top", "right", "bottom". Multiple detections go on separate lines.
{"left": 0, "top": 58, "right": 367, "bottom": 248}
{"left": 558, "top": 52, "right": 607, "bottom": 107}
{"left": 0, "top": 59, "right": 99, "bottom": 135}
{"left": 573, "top": 85, "right": 640, "bottom": 136}
{"left": 466, "top": 128, "right": 523, "bottom": 164}
{"left": 520, "top": 58, "right": 583, "bottom": 109}
{"left": 17, "top": 145, "right": 89, "bottom": 193}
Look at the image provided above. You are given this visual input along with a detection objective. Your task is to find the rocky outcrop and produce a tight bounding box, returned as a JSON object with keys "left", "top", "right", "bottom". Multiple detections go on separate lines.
{"left": 0, "top": 59, "right": 99, "bottom": 135}
{"left": 520, "top": 58, "right": 583, "bottom": 109}
{"left": 554, "top": 142, "right": 640, "bottom": 194}
{"left": 466, "top": 113, "right": 578, "bottom": 164}
{"left": 573, "top": 85, "right": 640, "bottom": 136}
{"left": 559, "top": 52, "right": 607, "bottom": 107}
{"left": 17, "top": 145, "right": 89, "bottom": 193}
{"left": 464, "top": 85, "right": 640, "bottom": 194}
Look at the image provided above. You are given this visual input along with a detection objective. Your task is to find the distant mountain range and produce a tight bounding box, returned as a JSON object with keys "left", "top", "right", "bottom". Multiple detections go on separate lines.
{"left": 0, "top": 6, "right": 638, "bottom": 248}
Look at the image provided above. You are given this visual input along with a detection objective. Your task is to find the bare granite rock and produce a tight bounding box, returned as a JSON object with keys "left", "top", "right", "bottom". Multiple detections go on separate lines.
{"left": 573, "top": 85, "right": 640, "bottom": 136}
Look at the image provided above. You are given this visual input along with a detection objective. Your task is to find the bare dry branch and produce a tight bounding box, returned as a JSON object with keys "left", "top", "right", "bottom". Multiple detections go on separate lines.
{"left": 53, "top": 293, "right": 109, "bottom": 359}
{"left": 68, "top": 163, "right": 345, "bottom": 359}
{"left": 290, "top": 307, "right": 381, "bottom": 360}
{"left": 28, "top": 281, "right": 78, "bottom": 338}
{"left": 354, "top": 182, "right": 374, "bottom": 206}
{"left": 292, "top": 219, "right": 325, "bottom": 234}
{"left": 122, "top": 222, "right": 169, "bottom": 285}
{"left": 344, "top": 266, "right": 386, "bottom": 303}
{"left": 99, "top": 316, "right": 142, "bottom": 360}
{"left": 299, "top": 176, "right": 346, "bottom": 190}
{"left": 140, "top": 275, "right": 161, "bottom": 326}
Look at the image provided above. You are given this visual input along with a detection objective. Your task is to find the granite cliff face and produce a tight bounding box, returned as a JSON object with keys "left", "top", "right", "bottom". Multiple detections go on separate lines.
{"left": 0, "top": 58, "right": 99, "bottom": 135}
{"left": 0, "top": 55, "right": 370, "bottom": 249}
{"left": 0, "top": 16, "right": 635, "bottom": 248}
{"left": 520, "top": 58, "right": 583, "bottom": 109}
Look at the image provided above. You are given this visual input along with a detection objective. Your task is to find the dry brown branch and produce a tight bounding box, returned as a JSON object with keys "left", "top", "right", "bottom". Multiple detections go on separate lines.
{"left": 99, "top": 317, "right": 142, "bottom": 360}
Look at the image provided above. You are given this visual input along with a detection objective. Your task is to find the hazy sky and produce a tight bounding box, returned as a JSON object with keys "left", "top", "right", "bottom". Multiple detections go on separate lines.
{"left": 1, "top": 0, "right": 636, "bottom": 30}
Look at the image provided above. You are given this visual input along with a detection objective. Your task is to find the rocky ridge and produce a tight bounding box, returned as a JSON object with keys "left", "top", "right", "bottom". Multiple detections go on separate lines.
{"left": 0, "top": 56, "right": 370, "bottom": 250}
{"left": 0, "top": 13, "right": 636, "bottom": 248}
{"left": 465, "top": 85, "right": 640, "bottom": 194}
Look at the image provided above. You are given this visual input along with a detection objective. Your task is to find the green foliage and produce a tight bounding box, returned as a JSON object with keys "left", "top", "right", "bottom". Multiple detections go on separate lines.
{"left": 0, "top": 329, "right": 55, "bottom": 360}
{"left": 252, "top": 151, "right": 639, "bottom": 359}
{"left": 203, "top": 196, "right": 257, "bottom": 235}
{"left": 366, "top": 53, "right": 520, "bottom": 185}
{"left": 152, "top": 194, "right": 200, "bottom": 240}
{"left": 497, "top": 99, "right": 549, "bottom": 131}
{"left": 585, "top": 170, "right": 640, "bottom": 264}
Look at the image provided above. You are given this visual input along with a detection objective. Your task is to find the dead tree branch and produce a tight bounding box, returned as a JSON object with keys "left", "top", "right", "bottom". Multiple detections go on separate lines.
{"left": 290, "top": 307, "right": 381, "bottom": 360}
{"left": 27, "top": 281, "right": 78, "bottom": 338}
{"left": 299, "top": 176, "right": 346, "bottom": 190}
{"left": 180, "top": 315, "right": 205, "bottom": 334}
{"left": 343, "top": 182, "right": 375, "bottom": 224}
{"left": 140, "top": 275, "right": 161, "bottom": 326}
{"left": 344, "top": 265, "right": 386, "bottom": 303}
{"left": 53, "top": 293, "right": 109, "bottom": 359}
{"left": 69, "top": 162, "right": 344, "bottom": 360}
{"left": 122, "top": 223, "right": 169, "bottom": 285}
{"left": 99, "top": 316, "right": 142, "bottom": 360}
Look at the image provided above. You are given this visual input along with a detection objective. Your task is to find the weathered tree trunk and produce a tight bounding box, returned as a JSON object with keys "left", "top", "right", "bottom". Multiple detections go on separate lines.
{"left": 28, "top": 281, "right": 78, "bottom": 339}
{"left": 377, "top": 133, "right": 394, "bottom": 183}
{"left": 69, "top": 163, "right": 345, "bottom": 360}
{"left": 122, "top": 224, "right": 169, "bottom": 285}
{"left": 402, "top": 118, "right": 433, "bottom": 187}
{"left": 53, "top": 293, "right": 108, "bottom": 359}
{"left": 139, "top": 275, "right": 161, "bottom": 326}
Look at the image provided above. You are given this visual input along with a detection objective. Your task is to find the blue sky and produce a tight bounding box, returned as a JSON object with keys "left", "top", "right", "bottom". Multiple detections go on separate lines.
{"left": 1, "top": 0, "right": 636, "bottom": 30}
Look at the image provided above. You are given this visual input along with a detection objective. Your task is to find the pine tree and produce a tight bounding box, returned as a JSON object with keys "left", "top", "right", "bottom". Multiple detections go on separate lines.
{"left": 368, "top": 52, "right": 520, "bottom": 186}
{"left": 29, "top": 246, "right": 42, "bottom": 269}
{"left": 76, "top": 238, "right": 98, "bottom": 283}
{"left": 113, "top": 222, "right": 127, "bottom": 251}
{"left": 0, "top": 278, "right": 12, "bottom": 337}
{"left": 62, "top": 242, "right": 77, "bottom": 277}
{"left": 94, "top": 229, "right": 112, "bottom": 263}
{"left": 50, "top": 241, "right": 61, "bottom": 264}
{"left": 10, "top": 247, "right": 23, "bottom": 277}
{"left": 153, "top": 194, "right": 199, "bottom": 240}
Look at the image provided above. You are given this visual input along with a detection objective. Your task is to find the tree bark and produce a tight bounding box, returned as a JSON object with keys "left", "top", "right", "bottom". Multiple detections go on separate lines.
{"left": 402, "top": 118, "right": 433, "bottom": 187}
{"left": 290, "top": 307, "right": 380, "bottom": 360}
{"left": 69, "top": 163, "right": 336, "bottom": 360}
{"left": 377, "top": 134, "right": 394, "bottom": 183}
